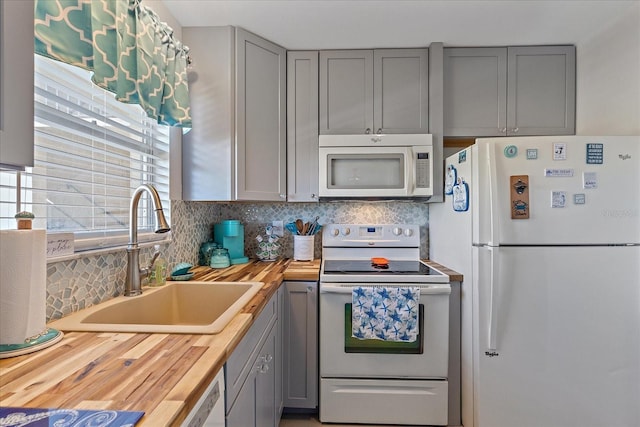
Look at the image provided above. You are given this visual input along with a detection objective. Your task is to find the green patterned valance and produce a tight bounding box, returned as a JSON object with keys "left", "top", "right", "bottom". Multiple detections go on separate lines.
{"left": 34, "top": 0, "right": 191, "bottom": 128}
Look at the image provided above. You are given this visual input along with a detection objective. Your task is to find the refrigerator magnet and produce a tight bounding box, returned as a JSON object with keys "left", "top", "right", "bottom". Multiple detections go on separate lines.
{"left": 553, "top": 142, "right": 567, "bottom": 160}
{"left": 504, "top": 145, "right": 518, "bottom": 158}
{"left": 586, "top": 143, "right": 604, "bottom": 164}
{"left": 510, "top": 175, "right": 530, "bottom": 219}
{"left": 583, "top": 172, "right": 598, "bottom": 189}
{"left": 452, "top": 178, "right": 469, "bottom": 212}
{"left": 445, "top": 165, "right": 457, "bottom": 195}
{"left": 551, "top": 191, "right": 568, "bottom": 208}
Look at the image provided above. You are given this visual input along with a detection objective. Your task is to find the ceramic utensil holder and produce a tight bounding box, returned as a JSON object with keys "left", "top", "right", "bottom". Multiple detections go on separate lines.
{"left": 293, "top": 235, "right": 314, "bottom": 261}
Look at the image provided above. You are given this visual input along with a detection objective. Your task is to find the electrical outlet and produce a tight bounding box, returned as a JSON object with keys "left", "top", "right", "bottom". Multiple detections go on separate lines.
{"left": 272, "top": 220, "right": 284, "bottom": 237}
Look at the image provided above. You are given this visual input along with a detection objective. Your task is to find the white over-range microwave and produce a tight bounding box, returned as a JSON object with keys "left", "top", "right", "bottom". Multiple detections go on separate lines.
{"left": 319, "top": 134, "right": 434, "bottom": 200}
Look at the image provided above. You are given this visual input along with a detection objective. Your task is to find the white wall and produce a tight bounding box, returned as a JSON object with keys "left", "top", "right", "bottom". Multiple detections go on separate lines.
{"left": 576, "top": 2, "right": 640, "bottom": 135}
{"left": 145, "top": 0, "right": 184, "bottom": 200}
{"left": 146, "top": 0, "right": 182, "bottom": 38}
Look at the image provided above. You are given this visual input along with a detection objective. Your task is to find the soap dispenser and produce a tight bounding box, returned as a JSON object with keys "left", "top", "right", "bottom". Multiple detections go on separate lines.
{"left": 149, "top": 244, "right": 167, "bottom": 286}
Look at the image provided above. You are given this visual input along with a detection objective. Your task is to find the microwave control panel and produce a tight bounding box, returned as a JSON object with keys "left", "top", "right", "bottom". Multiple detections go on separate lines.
{"left": 416, "top": 152, "right": 431, "bottom": 188}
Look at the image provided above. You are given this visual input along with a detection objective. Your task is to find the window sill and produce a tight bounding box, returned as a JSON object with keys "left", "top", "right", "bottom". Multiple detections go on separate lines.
{"left": 46, "top": 233, "right": 172, "bottom": 264}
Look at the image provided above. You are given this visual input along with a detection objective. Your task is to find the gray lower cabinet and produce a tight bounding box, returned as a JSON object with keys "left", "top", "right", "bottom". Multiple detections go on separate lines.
{"left": 444, "top": 45, "right": 575, "bottom": 137}
{"left": 287, "top": 51, "right": 319, "bottom": 202}
{"left": 0, "top": 0, "right": 34, "bottom": 170}
{"left": 275, "top": 286, "right": 284, "bottom": 418}
{"left": 226, "top": 289, "right": 281, "bottom": 427}
{"left": 319, "top": 49, "right": 429, "bottom": 135}
{"left": 181, "top": 26, "right": 286, "bottom": 201}
{"left": 283, "top": 281, "right": 318, "bottom": 409}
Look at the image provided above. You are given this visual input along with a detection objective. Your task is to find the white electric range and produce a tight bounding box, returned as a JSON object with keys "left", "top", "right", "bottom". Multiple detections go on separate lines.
{"left": 319, "top": 224, "right": 451, "bottom": 426}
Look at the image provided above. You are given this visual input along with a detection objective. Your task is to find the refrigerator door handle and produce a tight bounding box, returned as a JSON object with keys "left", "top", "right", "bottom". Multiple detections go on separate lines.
{"left": 488, "top": 246, "right": 499, "bottom": 351}
{"left": 487, "top": 143, "right": 501, "bottom": 246}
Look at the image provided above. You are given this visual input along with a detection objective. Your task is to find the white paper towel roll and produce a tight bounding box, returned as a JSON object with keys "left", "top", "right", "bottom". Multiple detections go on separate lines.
{"left": 0, "top": 229, "right": 47, "bottom": 345}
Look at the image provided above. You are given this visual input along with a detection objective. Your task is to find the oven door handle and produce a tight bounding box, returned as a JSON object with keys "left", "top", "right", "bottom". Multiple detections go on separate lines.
{"left": 319, "top": 284, "right": 451, "bottom": 295}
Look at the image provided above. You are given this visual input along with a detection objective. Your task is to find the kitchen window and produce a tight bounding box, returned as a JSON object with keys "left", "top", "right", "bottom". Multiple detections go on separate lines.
{"left": 0, "top": 55, "right": 171, "bottom": 252}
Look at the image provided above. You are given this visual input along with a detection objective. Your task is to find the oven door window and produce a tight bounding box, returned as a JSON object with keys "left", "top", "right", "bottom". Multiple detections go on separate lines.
{"left": 344, "top": 303, "right": 424, "bottom": 354}
{"left": 327, "top": 154, "right": 404, "bottom": 189}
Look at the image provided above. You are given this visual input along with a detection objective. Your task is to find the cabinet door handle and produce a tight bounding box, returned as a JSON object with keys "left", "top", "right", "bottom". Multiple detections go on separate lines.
{"left": 279, "top": 194, "right": 286, "bottom": 199}
{"left": 258, "top": 354, "right": 273, "bottom": 363}
{"left": 311, "top": 193, "right": 317, "bottom": 199}
{"left": 500, "top": 127, "right": 507, "bottom": 134}
{"left": 376, "top": 128, "right": 383, "bottom": 135}
{"left": 365, "top": 128, "right": 371, "bottom": 134}
{"left": 512, "top": 127, "right": 519, "bottom": 133}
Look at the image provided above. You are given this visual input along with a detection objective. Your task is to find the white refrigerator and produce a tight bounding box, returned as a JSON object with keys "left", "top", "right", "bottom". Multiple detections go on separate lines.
{"left": 429, "top": 136, "right": 640, "bottom": 427}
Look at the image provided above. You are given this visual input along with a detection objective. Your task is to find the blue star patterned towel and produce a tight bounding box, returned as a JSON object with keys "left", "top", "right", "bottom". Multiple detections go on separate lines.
{"left": 352, "top": 286, "right": 420, "bottom": 342}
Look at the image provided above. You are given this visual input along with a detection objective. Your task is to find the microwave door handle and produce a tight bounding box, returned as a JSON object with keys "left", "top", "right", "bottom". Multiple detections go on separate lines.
{"left": 406, "top": 148, "right": 415, "bottom": 195}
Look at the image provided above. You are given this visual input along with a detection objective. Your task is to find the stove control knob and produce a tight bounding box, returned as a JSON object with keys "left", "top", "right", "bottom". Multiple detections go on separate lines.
{"left": 331, "top": 228, "right": 340, "bottom": 237}
{"left": 404, "top": 228, "right": 414, "bottom": 237}
{"left": 341, "top": 227, "right": 351, "bottom": 236}
{"left": 392, "top": 227, "right": 403, "bottom": 236}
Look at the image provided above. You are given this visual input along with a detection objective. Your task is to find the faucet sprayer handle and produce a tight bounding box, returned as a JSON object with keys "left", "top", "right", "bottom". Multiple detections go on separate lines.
{"left": 147, "top": 245, "right": 162, "bottom": 269}
{"left": 141, "top": 246, "right": 161, "bottom": 279}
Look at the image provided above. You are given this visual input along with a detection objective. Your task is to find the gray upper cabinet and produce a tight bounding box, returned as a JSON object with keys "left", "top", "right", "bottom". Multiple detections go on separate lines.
{"left": 320, "top": 49, "right": 429, "bottom": 135}
{"left": 287, "top": 51, "right": 319, "bottom": 202}
{"left": 181, "top": 26, "right": 286, "bottom": 201}
{"left": 319, "top": 50, "right": 374, "bottom": 135}
{"left": 0, "top": 0, "right": 34, "bottom": 170}
{"left": 236, "top": 29, "right": 287, "bottom": 201}
{"left": 444, "top": 45, "right": 575, "bottom": 137}
{"left": 444, "top": 48, "right": 507, "bottom": 137}
{"left": 507, "top": 46, "right": 575, "bottom": 136}
{"left": 374, "top": 49, "right": 429, "bottom": 134}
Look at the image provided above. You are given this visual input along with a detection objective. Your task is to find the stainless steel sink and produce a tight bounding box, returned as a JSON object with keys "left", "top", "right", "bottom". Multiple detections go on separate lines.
{"left": 48, "top": 281, "right": 263, "bottom": 334}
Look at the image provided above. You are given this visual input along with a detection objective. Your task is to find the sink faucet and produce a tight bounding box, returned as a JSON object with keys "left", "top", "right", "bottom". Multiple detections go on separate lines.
{"left": 125, "top": 184, "right": 171, "bottom": 296}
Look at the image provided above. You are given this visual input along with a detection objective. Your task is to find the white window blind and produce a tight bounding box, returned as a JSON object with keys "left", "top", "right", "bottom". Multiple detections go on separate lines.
{"left": 0, "top": 55, "right": 171, "bottom": 251}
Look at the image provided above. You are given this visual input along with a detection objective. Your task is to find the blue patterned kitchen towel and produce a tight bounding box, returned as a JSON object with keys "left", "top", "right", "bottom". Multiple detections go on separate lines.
{"left": 352, "top": 286, "right": 420, "bottom": 342}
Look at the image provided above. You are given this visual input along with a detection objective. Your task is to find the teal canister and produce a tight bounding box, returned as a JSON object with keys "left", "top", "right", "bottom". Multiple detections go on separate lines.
{"left": 210, "top": 248, "right": 231, "bottom": 268}
{"left": 199, "top": 241, "right": 219, "bottom": 266}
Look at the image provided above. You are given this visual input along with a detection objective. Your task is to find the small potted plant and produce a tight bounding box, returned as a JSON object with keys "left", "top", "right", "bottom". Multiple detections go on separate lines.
{"left": 15, "top": 211, "right": 35, "bottom": 230}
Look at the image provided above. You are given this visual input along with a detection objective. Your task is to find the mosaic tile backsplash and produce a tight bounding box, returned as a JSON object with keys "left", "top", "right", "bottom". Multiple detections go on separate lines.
{"left": 46, "top": 200, "right": 430, "bottom": 321}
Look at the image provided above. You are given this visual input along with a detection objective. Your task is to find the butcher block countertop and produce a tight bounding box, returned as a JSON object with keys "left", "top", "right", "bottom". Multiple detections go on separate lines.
{"left": 0, "top": 259, "right": 320, "bottom": 427}
{"left": 427, "top": 260, "right": 463, "bottom": 283}
{"left": 0, "top": 258, "right": 459, "bottom": 426}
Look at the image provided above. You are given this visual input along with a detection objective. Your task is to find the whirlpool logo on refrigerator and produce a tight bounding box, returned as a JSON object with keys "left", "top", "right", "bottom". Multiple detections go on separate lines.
{"left": 618, "top": 154, "right": 632, "bottom": 160}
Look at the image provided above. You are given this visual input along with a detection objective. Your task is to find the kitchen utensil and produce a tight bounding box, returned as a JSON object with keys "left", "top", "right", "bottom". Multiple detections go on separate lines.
{"left": 295, "top": 219, "right": 304, "bottom": 234}
{"left": 308, "top": 216, "right": 320, "bottom": 235}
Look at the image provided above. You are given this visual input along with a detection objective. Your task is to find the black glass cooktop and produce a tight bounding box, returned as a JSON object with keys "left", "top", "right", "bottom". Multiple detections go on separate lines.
{"left": 323, "top": 260, "right": 441, "bottom": 276}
